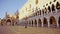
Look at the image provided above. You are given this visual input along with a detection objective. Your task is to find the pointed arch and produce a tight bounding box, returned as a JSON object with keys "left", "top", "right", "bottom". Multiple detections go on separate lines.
{"left": 6, "top": 19, "right": 12, "bottom": 25}
{"left": 43, "top": 17, "right": 48, "bottom": 27}
{"left": 7, "top": 19, "right": 11, "bottom": 22}
{"left": 56, "top": 1, "right": 60, "bottom": 10}
{"left": 38, "top": 19, "right": 41, "bottom": 27}
{"left": 50, "top": 16, "right": 57, "bottom": 27}
{"left": 48, "top": 6, "right": 51, "bottom": 12}
{"left": 52, "top": 4, "right": 55, "bottom": 11}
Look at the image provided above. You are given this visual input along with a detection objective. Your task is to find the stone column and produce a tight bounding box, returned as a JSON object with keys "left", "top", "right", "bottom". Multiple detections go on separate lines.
{"left": 30, "top": 20, "right": 32, "bottom": 26}
{"left": 33, "top": 20, "right": 35, "bottom": 27}
{"left": 31, "top": 20, "right": 33, "bottom": 26}
{"left": 51, "top": 8, "right": 52, "bottom": 13}
{"left": 27, "top": 21, "right": 29, "bottom": 26}
{"left": 29, "top": 21, "right": 31, "bottom": 26}
{"left": 56, "top": 19, "right": 59, "bottom": 28}
{"left": 47, "top": 10, "right": 49, "bottom": 14}
{"left": 55, "top": 9, "right": 57, "bottom": 13}
{"left": 55, "top": 6, "right": 57, "bottom": 13}
{"left": 41, "top": 20, "right": 43, "bottom": 27}
{"left": 37, "top": 19, "right": 39, "bottom": 27}
{"left": 48, "top": 20, "right": 50, "bottom": 28}
{"left": 44, "top": 10, "right": 45, "bottom": 16}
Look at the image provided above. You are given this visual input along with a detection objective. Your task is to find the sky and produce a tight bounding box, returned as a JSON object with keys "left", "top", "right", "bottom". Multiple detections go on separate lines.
{"left": 0, "top": 0, "right": 27, "bottom": 19}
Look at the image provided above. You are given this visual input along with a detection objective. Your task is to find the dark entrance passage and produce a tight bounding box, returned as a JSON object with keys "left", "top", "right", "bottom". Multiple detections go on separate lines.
{"left": 43, "top": 18, "right": 48, "bottom": 27}
{"left": 58, "top": 16, "right": 60, "bottom": 27}
{"left": 50, "top": 16, "right": 56, "bottom": 28}
{"left": 6, "top": 19, "right": 11, "bottom": 26}
{"left": 38, "top": 19, "right": 41, "bottom": 27}
{"left": 31, "top": 20, "right": 33, "bottom": 27}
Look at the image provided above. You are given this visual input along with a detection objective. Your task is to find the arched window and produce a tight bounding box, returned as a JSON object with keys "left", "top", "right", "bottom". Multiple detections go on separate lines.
{"left": 52, "top": 4, "right": 55, "bottom": 11}
{"left": 48, "top": 6, "right": 51, "bottom": 12}
{"left": 56, "top": 1, "right": 60, "bottom": 10}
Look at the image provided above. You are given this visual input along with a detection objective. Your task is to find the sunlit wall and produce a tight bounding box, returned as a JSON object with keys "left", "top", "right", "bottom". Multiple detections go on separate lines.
{"left": 19, "top": 0, "right": 60, "bottom": 20}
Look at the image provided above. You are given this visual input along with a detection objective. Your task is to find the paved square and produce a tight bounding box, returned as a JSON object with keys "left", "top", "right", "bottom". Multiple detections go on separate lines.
{"left": 0, "top": 26, "right": 60, "bottom": 34}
